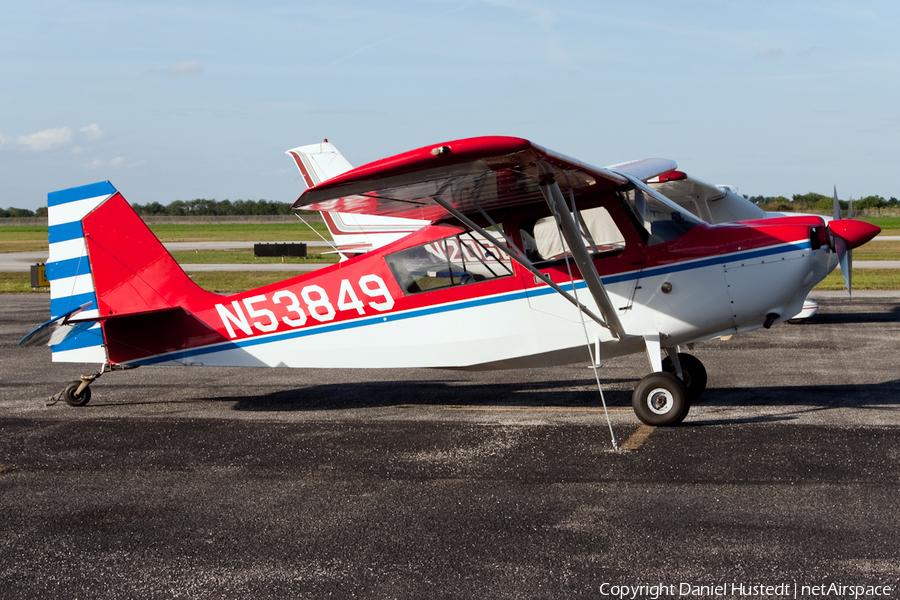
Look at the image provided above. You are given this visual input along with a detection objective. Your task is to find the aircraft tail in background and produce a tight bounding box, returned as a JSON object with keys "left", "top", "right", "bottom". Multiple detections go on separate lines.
{"left": 286, "top": 141, "right": 428, "bottom": 257}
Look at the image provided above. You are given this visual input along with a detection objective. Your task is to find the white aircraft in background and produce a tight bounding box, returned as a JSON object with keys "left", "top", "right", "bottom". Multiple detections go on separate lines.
{"left": 286, "top": 141, "right": 429, "bottom": 259}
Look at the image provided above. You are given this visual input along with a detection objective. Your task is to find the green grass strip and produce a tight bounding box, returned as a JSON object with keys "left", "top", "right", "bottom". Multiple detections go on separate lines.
{"left": 813, "top": 269, "right": 900, "bottom": 290}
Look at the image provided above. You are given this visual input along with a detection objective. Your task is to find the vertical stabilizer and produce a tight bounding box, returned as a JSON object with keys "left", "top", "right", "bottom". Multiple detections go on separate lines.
{"left": 43, "top": 181, "right": 218, "bottom": 363}
{"left": 285, "top": 141, "right": 354, "bottom": 187}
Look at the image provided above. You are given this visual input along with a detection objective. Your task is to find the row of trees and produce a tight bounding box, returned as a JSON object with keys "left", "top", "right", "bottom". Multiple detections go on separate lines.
{"left": 2, "top": 206, "right": 48, "bottom": 218}
{"left": 746, "top": 193, "right": 900, "bottom": 213}
{"left": 4, "top": 193, "right": 900, "bottom": 218}
{"left": 0, "top": 199, "right": 293, "bottom": 218}
{"left": 130, "top": 198, "right": 294, "bottom": 216}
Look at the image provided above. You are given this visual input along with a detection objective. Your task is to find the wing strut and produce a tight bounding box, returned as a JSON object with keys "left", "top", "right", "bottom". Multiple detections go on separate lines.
{"left": 538, "top": 170, "right": 627, "bottom": 340}
{"left": 429, "top": 195, "right": 615, "bottom": 332}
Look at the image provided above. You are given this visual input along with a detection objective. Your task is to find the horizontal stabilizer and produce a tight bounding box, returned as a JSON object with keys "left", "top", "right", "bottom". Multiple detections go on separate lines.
{"left": 19, "top": 302, "right": 93, "bottom": 347}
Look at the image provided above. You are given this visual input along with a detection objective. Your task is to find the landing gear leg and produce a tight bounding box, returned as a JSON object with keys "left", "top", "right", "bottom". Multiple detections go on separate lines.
{"left": 633, "top": 336, "right": 698, "bottom": 426}
{"left": 662, "top": 351, "right": 707, "bottom": 402}
{"left": 49, "top": 364, "right": 111, "bottom": 407}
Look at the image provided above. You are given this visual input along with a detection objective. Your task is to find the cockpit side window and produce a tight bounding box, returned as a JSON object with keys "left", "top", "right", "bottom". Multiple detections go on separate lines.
{"left": 621, "top": 187, "right": 703, "bottom": 246}
{"left": 385, "top": 230, "right": 514, "bottom": 295}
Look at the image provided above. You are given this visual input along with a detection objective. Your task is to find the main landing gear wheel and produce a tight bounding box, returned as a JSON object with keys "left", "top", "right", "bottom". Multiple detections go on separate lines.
{"left": 662, "top": 352, "right": 707, "bottom": 402}
{"left": 632, "top": 372, "right": 689, "bottom": 426}
{"left": 63, "top": 381, "right": 92, "bottom": 407}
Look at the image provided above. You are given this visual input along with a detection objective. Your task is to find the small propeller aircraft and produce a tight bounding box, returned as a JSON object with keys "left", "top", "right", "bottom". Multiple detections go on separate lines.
{"left": 22, "top": 136, "right": 880, "bottom": 426}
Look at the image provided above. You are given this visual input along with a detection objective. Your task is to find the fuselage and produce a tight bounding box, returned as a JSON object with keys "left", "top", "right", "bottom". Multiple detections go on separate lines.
{"left": 104, "top": 191, "right": 833, "bottom": 371}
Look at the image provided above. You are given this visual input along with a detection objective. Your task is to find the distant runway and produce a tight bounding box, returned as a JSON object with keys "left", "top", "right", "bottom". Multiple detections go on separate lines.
{"left": 165, "top": 241, "right": 336, "bottom": 251}
{"left": 1, "top": 237, "right": 898, "bottom": 272}
{"left": 0, "top": 241, "right": 334, "bottom": 273}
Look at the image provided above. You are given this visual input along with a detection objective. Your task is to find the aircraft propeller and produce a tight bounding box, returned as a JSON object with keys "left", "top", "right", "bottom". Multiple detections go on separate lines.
{"left": 828, "top": 187, "right": 880, "bottom": 297}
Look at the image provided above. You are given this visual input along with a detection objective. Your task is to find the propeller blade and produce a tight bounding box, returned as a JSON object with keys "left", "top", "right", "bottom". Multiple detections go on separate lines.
{"left": 828, "top": 219, "right": 879, "bottom": 299}
{"left": 841, "top": 248, "right": 852, "bottom": 297}
{"left": 832, "top": 186, "right": 842, "bottom": 221}
{"left": 833, "top": 233, "right": 847, "bottom": 263}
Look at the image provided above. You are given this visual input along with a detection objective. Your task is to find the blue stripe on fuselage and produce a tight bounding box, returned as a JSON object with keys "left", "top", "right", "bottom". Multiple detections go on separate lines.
{"left": 603, "top": 239, "right": 812, "bottom": 285}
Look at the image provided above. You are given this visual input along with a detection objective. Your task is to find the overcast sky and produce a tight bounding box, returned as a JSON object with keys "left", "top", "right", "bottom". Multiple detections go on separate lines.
{"left": 2, "top": 0, "right": 898, "bottom": 210}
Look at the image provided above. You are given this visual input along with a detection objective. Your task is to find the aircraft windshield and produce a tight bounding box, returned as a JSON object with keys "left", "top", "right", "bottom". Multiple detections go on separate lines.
{"left": 386, "top": 231, "right": 514, "bottom": 295}
{"left": 622, "top": 185, "right": 703, "bottom": 246}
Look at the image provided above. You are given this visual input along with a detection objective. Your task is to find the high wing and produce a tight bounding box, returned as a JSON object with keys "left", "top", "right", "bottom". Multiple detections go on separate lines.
{"left": 293, "top": 136, "right": 673, "bottom": 340}
{"left": 292, "top": 136, "right": 668, "bottom": 223}
{"left": 605, "top": 158, "right": 679, "bottom": 184}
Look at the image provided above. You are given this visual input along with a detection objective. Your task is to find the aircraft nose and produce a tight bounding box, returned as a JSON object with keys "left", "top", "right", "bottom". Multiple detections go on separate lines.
{"left": 828, "top": 219, "right": 881, "bottom": 251}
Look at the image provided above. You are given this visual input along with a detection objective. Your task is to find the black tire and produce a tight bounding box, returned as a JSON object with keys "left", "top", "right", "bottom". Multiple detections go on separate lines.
{"left": 631, "top": 372, "right": 689, "bottom": 426}
{"left": 662, "top": 352, "right": 707, "bottom": 402}
{"left": 63, "top": 381, "right": 91, "bottom": 407}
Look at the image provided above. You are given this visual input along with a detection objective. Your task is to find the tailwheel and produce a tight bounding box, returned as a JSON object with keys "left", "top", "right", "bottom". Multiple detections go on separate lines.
{"left": 632, "top": 372, "right": 689, "bottom": 426}
{"left": 63, "top": 380, "right": 92, "bottom": 407}
{"left": 662, "top": 352, "right": 707, "bottom": 402}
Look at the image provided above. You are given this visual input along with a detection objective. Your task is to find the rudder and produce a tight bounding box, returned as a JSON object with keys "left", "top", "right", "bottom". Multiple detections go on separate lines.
{"left": 46, "top": 181, "right": 117, "bottom": 362}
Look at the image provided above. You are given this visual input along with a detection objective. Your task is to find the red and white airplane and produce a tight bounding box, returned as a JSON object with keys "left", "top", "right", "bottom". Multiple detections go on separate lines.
{"left": 287, "top": 141, "right": 848, "bottom": 322}
{"left": 22, "top": 136, "right": 880, "bottom": 426}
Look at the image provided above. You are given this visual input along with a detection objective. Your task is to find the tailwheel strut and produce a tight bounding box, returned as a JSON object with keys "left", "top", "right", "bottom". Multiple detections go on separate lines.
{"left": 50, "top": 370, "right": 103, "bottom": 407}
{"left": 48, "top": 363, "right": 132, "bottom": 407}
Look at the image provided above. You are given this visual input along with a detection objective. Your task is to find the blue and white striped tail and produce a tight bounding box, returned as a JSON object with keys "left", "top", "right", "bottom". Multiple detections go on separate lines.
{"left": 45, "top": 181, "right": 115, "bottom": 363}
